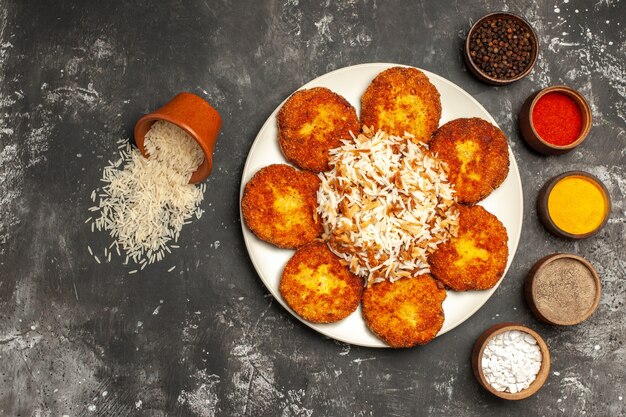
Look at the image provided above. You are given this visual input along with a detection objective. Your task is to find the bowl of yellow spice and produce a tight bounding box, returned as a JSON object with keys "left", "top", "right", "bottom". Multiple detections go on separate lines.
{"left": 537, "top": 171, "right": 611, "bottom": 239}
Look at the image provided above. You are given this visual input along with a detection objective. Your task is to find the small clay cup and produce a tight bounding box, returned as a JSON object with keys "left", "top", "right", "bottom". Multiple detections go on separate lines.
{"left": 464, "top": 12, "right": 539, "bottom": 85}
{"left": 537, "top": 171, "right": 611, "bottom": 239}
{"left": 472, "top": 323, "right": 550, "bottom": 400}
{"left": 519, "top": 86, "right": 592, "bottom": 155}
{"left": 525, "top": 253, "right": 601, "bottom": 326}
{"left": 134, "top": 92, "right": 222, "bottom": 184}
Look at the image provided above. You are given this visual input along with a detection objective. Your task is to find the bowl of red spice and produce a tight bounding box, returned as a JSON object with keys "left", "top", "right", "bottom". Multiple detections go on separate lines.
{"left": 465, "top": 12, "right": 539, "bottom": 85}
{"left": 519, "top": 86, "right": 592, "bottom": 155}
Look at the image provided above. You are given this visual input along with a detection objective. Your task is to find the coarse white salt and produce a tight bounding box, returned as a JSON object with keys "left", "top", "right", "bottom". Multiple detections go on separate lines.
{"left": 88, "top": 120, "right": 205, "bottom": 267}
{"left": 482, "top": 330, "right": 542, "bottom": 393}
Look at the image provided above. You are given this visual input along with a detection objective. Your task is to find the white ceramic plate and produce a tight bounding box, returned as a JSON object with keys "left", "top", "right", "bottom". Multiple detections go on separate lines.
{"left": 240, "top": 63, "right": 523, "bottom": 348}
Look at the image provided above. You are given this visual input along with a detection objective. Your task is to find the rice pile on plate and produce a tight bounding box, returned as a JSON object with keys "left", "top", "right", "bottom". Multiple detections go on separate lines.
{"left": 317, "top": 127, "right": 459, "bottom": 285}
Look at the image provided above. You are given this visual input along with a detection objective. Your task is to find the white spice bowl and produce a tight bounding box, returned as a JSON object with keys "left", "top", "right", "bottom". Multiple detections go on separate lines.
{"left": 471, "top": 322, "right": 550, "bottom": 400}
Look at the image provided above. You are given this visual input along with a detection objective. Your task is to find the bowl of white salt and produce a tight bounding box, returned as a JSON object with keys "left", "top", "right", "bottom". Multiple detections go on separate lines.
{"left": 472, "top": 323, "right": 550, "bottom": 400}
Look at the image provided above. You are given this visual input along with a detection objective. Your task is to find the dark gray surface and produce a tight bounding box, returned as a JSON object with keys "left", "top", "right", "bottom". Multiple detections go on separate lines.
{"left": 0, "top": 0, "right": 624, "bottom": 416}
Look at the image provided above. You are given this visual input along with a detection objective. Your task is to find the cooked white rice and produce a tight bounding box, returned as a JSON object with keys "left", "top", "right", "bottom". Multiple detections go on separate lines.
{"left": 317, "top": 127, "right": 459, "bottom": 285}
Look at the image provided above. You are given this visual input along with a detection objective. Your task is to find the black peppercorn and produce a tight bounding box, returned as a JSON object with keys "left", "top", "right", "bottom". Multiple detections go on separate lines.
{"left": 469, "top": 16, "right": 534, "bottom": 80}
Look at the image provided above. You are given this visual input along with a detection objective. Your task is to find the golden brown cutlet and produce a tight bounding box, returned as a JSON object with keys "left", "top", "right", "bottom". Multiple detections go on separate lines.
{"left": 280, "top": 243, "right": 363, "bottom": 323}
{"left": 428, "top": 205, "right": 508, "bottom": 291}
{"left": 278, "top": 87, "right": 360, "bottom": 173}
{"left": 361, "top": 66, "right": 442, "bottom": 143}
{"left": 429, "top": 117, "right": 509, "bottom": 204}
{"left": 361, "top": 274, "right": 446, "bottom": 348}
{"left": 241, "top": 164, "right": 322, "bottom": 249}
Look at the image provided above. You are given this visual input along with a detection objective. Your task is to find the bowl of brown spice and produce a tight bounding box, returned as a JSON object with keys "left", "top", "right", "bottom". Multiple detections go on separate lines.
{"left": 465, "top": 12, "right": 539, "bottom": 85}
{"left": 525, "top": 253, "right": 601, "bottom": 326}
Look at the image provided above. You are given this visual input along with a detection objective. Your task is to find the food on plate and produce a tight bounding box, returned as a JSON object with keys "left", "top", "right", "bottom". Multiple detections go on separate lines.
{"left": 361, "top": 66, "right": 441, "bottom": 143}
{"left": 280, "top": 243, "right": 363, "bottom": 323}
{"left": 241, "top": 164, "right": 322, "bottom": 249}
{"left": 317, "top": 128, "right": 459, "bottom": 286}
{"left": 242, "top": 65, "right": 518, "bottom": 347}
{"left": 278, "top": 87, "right": 360, "bottom": 172}
{"left": 428, "top": 205, "right": 508, "bottom": 291}
{"left": 429, "top": 118, "right": 509, "bottom": 204}
{"left": 361, "top": 274, "right": 446, "bottom": 348}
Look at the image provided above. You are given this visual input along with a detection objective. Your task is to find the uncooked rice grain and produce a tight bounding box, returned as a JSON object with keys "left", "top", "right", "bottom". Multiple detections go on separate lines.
{"left": 88, "top": 120, "right": 206, "bottom": 267}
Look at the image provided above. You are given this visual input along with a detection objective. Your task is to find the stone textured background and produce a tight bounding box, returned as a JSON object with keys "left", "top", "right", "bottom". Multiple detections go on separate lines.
{"left": 0, "top": 0, "right": 624, "bottom": 416}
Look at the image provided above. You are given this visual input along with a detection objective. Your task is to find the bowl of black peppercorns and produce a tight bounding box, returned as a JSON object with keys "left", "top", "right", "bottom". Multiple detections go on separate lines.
{"left": 465, "top": 12, "right": 539, "bottom": 85}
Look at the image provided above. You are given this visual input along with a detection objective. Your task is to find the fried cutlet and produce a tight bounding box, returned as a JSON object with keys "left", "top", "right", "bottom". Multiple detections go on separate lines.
{"left": 241, "top": 164, "right": 322, "bottom": 249}
{"left": 361, "top": 274, "right": 446, "bottom": 348}
{"left": 430, "top": 118, "right": 509, "bottom": 204}
{"left": 280, "top": 243, "right": 363, "bottom": 323}
{"left": 361, "top": 67, "right": 442, "bottom": 142}
{"left": 278, "top": 87, "right": 360, "bottom": 172}
{"left": 428, "top": 205, "right": 508, "bottom": 291}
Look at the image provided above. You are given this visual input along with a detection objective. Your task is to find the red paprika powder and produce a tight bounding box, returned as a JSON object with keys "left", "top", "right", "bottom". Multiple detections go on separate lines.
{"left": 532, "top": 92, "right": 583, "bottom": 146}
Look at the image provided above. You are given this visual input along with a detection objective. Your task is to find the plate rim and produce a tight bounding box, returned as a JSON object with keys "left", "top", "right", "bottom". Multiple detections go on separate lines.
{"left": 239, "top": 62, "right": 524, "bottom": 348}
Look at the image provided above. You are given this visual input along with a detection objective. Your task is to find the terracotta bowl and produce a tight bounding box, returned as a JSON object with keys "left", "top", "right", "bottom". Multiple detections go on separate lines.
{"left": 519, "top": 86, "right": 592, "bottom": 155}
{"left": 464, "top": 12, "right": 539, "bottom": 85}
{"left": 472, "top": 323, "right": 550, "bottom": 400}
{"left": 134, "top": 92, "right": 222, "bottom": 184}
{"left": 525, "top": 253, "right": 601, "bottom": 325}
{"left": 537, "top": 171, "right": 611, "bottom": 239}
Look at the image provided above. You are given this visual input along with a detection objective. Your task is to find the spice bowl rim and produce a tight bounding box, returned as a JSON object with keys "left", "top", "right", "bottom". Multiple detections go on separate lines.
{"left": 464, "top": 11, "right": 539, "bottom": 86}
{"left": 471, "top": 322, "right": 550, "bottom": 400}
{"left": 521, "top": 85, "right": 592, "bottom": 154}
{"left": 525, "top": 253, "right": 602, "bottom": 326}
{"left": 536, "top": 170, "right": 612, "bottom": 239}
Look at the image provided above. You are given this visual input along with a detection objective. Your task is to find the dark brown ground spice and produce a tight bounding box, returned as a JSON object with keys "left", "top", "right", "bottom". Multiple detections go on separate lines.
{"left": 534, "top": 258, "right": 598, "bottom": 323}
{"left": 469, "top": 17, "right": 534, "bottom": 79}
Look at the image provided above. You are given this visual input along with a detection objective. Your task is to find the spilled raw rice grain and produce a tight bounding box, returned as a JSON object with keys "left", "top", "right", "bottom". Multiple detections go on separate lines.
{"left": 89, "top": 121, "right": 205, "bottom": 267}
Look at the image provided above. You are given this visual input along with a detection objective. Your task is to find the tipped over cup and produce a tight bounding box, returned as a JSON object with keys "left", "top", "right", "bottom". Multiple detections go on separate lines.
{"left": 134, "top": 92, "right": 222, "bottom": 184}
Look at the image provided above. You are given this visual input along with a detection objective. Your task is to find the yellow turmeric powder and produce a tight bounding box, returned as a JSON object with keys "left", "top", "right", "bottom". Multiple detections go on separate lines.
{"left": 547, "top": 176, "right": 608, "bottom": 235}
